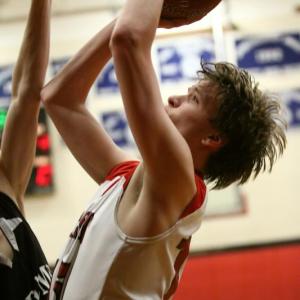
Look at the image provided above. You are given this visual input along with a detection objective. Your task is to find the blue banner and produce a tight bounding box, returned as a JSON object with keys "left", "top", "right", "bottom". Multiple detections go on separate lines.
{"left": 101, "top": 111, "right": 134, "bottom": 148}
{"left": 281, "top": 89, "right": 300, "bottom": 128}
{"left": 157, "top": 36, "right": 215, "bottom": 82}
{"left": 50, "top": 57, "right": 69, "bottom": 76}
{"left": 95, "top": 61, "right": 119, "bottom": 94}
{"left": 236, "top": 32, "right": 300, "bottom": 71}
{"left": 0, "top": 65, "right": 13, "bottom": 99}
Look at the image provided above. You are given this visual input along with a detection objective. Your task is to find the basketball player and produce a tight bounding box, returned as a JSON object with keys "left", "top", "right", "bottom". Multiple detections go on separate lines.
{"left": 42, "top": 0, "right": 286, "bottom": 299}
{"left": 0, "top": 0, "right": 52, "bottom": 298}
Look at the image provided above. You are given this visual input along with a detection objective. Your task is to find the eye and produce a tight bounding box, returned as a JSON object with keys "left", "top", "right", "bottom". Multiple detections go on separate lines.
{"left": 193, "top": 95, "right": 199, "bottom": 104}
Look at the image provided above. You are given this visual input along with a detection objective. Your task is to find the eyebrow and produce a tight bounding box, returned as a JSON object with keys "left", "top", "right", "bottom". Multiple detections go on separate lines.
{"left": 192, "top": 85, "right": 202, "bottom": 100}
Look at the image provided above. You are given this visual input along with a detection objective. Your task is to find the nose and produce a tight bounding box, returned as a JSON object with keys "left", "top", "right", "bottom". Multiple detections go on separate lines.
{"left": 168, "top": 97, "right": 177, "bottom": 107}
{"left": 168, "top": 95, "right": 186, "bottom": 107}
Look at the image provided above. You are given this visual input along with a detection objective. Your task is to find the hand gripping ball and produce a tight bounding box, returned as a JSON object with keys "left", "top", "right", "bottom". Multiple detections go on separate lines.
{"left": 161, "top": 0, "right": 222, "bottom": 21}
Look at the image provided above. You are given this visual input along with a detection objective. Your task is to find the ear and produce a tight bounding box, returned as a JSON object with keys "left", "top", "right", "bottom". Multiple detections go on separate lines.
{"left": 201, "top": 134, "right": 225, "bottom": 150}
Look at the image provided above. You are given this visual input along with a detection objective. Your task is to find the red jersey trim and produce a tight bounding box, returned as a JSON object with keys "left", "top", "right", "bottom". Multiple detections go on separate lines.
{"left": 105, "top": 160, "right": 206, "bottom": 218}
{"left": 105, "top": 160, "right": 140, "bottom": 188}
{"left": 180, "top": 175, "right": 206, "bottom": 219}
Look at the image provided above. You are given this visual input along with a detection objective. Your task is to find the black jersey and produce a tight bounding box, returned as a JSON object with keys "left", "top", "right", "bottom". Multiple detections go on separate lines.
{"left": 0, "top": 192, "right": 51, "bottom": 299}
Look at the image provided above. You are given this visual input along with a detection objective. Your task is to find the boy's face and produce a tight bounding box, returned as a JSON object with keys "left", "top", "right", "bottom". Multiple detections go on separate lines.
{"left": 165, "top": 80, "right": 220, "bottom": 144}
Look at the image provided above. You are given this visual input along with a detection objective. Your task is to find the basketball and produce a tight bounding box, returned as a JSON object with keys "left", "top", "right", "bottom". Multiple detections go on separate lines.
{"left": 161, "top": 0, "right": 222, "bottom": 21}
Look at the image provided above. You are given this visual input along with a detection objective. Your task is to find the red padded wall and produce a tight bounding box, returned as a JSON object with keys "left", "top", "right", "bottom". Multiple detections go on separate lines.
{"left": 174, "top": 244, "right": 300, "bottom": 300}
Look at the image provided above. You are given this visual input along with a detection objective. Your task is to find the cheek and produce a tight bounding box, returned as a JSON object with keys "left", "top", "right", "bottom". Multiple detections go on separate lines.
{"left": 168, "top": 105, "right": 195, "bottom": 128}
{"left": 177, "top": 110, "right": 196, "bottom": 131}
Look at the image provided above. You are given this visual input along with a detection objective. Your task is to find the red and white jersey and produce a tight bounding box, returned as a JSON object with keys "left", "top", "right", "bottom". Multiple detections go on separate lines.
{"left": 49, "top": 161, "right": 207, "bottom": 300}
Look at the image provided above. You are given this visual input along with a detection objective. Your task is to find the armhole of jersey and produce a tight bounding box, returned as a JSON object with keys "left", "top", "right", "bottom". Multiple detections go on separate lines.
{"left": 180, "top": 175, "right": 206, "bottom": 219}
{"left": 104, "top": 160, "right": 140, "bottom": 189}
{"left": 105, "top": 162, "right": 205, "bottom": 219}
{"left": 0, "top": 192, "right": 23, "bottom": 218}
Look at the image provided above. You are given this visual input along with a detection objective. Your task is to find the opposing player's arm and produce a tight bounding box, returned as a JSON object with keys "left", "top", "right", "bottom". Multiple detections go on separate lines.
{"left": 110, "top": 1, "right": 196, "bottom": 217}
{"left": 0, "top": 0, "right": 51, "bottom": 211}
{"left": 41, "top": 20, "right": 134, "bottom": 184}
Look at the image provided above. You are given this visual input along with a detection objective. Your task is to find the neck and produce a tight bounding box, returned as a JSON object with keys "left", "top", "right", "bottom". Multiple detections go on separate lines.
{"left": 191, "top": 147, "right": 210, "bottom": 175}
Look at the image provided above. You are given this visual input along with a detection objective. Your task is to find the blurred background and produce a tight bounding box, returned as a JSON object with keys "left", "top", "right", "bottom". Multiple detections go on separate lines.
{"left": 0, "top": 0, "right": 299, "bottom": 299}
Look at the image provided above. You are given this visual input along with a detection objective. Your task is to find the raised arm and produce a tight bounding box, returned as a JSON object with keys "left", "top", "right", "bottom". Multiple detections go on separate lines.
{"left": 0, "top": 0, "right": 51, "bottom": 212}
{"left": 41, "top": 20, "right": 133, "bottom": 184}
{"left": 110, "top": 1, "right": 196, "bottom": 220}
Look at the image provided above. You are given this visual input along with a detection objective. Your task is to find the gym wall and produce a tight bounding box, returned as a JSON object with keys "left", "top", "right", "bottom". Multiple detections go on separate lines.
{"left": 0, "top": 4, "right": 299, "bottom": 299}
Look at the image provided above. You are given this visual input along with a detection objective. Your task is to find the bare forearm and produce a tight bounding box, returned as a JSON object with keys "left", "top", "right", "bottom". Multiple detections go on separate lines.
{"left": 42, "top": 19, "right": 116, "bottom": 106}
{"left": 41, "top": 19, "right": 131, "bottom": 184}
{"left": 110, "top": 0, "right": 165, "bottom": 125}
{"left": 12, "top": 0, "right": 51, "bottom": 100}
{"left": 0, "top": 0, "right": 51, "bottom": 207}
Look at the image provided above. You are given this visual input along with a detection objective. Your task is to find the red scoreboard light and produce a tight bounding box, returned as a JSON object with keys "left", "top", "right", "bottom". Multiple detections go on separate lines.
{"left": 28, "top": 108, "right": 54, "bottom": 194}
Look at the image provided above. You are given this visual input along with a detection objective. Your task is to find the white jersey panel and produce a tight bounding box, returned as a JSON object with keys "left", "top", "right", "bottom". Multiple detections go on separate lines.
{"left": 63, "top": 176, "right": 126, "bottom": 299}
{"left": 49, "top": 163, "right": 206, "bottom": 300}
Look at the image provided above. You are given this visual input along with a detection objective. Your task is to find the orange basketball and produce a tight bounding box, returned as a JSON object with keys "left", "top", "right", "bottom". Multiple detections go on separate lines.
{"left": 161, "top": 0, "right": 221, "bottom": 21}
